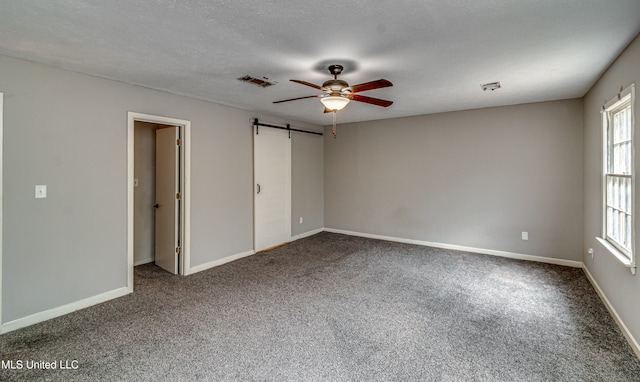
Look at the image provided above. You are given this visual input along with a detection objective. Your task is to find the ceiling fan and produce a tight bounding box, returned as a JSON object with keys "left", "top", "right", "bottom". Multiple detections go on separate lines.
{"left": 273, "top": 64, "right": 393, "bottom": 112}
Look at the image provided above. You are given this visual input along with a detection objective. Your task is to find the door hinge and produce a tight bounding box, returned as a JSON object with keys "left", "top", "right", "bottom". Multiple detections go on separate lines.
{"left": 176, "top": 247, "right": 181, "bottom": 255}
{"left": 176, "top": 192, "right": 181, "bottom": 199}
{"left": 176, "top": 139, "right": 181, "bottom": 146}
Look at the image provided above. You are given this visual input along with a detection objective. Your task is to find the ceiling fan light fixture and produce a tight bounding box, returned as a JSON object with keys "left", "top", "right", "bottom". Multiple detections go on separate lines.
{"left": 321, "top": 95, "right": 350, "bottom": 111}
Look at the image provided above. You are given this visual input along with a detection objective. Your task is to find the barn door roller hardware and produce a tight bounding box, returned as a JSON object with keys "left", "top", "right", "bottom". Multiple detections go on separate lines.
{"left": 253, "top": 118, "right": 323, "bottom": 137}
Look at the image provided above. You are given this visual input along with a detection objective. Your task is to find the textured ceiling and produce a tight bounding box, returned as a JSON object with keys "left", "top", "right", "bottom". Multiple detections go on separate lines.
{"left": 1, "top": 1, "right": 639, "bottom": 125}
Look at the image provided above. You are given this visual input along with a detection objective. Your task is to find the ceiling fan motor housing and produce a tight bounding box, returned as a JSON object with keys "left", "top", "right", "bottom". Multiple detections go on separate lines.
{"left": 322, "top": 79, "right": 351, "bottom": 96}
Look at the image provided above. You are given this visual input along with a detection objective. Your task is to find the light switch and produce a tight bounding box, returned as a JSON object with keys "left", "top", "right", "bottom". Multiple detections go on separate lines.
{"left": 35, "top": 185, "right": 47, "bottom": 199}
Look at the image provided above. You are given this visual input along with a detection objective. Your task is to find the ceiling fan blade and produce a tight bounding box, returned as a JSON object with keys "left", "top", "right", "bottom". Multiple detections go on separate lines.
{"left": 273, "top": 95, "right": 320, "bottom": 104}
{"left": 290, "top": 79, "right": 323, "bottom": 90}
{"left": 351, "top": 94, "right": 393, "bottom": 107}
{"left": 350, "top": 79, "right": 393, "bottom": 93}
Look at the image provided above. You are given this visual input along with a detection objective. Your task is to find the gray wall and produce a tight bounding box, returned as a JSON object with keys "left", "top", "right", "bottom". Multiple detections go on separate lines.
{"left": 583, "top": 34, "right": 640, "bottom": 347}
{"left": 292, "top": 131, "right": 324, "bottom": 236}
{"left": 0, "top": 54, "right": 324, "bottom": 323}
{"left": 325, "top": 99, "right": 584, "bottom": 261}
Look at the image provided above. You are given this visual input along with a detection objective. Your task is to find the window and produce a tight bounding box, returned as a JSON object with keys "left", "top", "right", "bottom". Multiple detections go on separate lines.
{"left": 601, "top": 84, "right": 635, "bottom": 271}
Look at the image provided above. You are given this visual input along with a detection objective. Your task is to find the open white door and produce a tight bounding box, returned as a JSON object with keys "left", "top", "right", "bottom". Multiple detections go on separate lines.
{"left": 155, "top": 126, "right": 180, "bottom": 274}
{"left": 254, "top": 125, "right": 291, "bottom": 252}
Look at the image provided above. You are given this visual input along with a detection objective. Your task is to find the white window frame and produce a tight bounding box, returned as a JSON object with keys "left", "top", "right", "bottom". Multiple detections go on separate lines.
{"left": 598, "top": 83, "right": 636, "bottom": 275}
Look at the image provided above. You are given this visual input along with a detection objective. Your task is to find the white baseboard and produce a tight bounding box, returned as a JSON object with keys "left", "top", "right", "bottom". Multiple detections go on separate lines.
{"left": 187, "top": 250, "right": 255, "bottom": 275}
{"left": 583, "top": 266, "right": 640, "bottom": 359}
{"left": 290, "top": 227, "right": 324, "bottom": 242}
{"left": 324, "top": 228, "right": 584, "bottom": 268}
{"left": 0, "top": 286, "right": 129, "bottom": 335}
{"left": 134, "top": 257, "right": 154, "bottom": 266}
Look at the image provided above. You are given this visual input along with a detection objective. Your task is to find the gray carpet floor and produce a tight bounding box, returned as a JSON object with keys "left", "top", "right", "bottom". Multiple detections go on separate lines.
{"left": 1, "top": 232, "right": 639, "bottom": 381}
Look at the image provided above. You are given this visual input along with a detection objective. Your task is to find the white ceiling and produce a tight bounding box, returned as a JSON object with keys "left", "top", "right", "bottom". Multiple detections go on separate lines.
{"left": 1, "top": 1, "right": 639, "bottom": 125}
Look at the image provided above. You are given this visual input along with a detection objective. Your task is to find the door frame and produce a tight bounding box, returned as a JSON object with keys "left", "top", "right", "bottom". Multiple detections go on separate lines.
{"left": 127, "top": 112, "right": 191, "bottom": 290}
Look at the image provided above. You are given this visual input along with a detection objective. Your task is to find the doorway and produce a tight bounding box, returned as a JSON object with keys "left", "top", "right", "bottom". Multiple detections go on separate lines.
{"left": 127, "top": 113, "right": 191, "bottom": 290}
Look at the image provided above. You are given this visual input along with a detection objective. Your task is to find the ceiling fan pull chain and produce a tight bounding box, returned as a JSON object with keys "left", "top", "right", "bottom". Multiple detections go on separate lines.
{"left": 332, "top": 111, "right": 337, "bottom": 139}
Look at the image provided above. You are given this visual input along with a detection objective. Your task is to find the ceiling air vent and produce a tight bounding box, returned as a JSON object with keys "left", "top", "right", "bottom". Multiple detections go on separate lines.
{"left": 238, "top": 75, "right": 277, "bottom": 88}
{"left": 481, "top": 81, "right": 501, "bottom": 91}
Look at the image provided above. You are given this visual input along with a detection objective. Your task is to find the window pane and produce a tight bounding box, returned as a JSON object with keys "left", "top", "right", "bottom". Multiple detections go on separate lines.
{"left": 627, "top": 214, "right": 633, "bottom": 248}
{"left": 627, "top": 178, "right": 632, "bottom": 214}
{"left": 605, "top": 174, "right": 633, "bottom": 254}
{"left": 619, "top": 178, "right": 627, "bottom": 212}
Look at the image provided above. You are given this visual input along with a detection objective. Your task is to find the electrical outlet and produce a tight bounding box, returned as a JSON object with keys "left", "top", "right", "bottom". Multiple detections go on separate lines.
{"left": 35, "top": 185, "right": 47, "bottom": 199}
{"left": 299, "top": 217, "right": 303, "bottom": 224}
{"left": 588, "top": 248, "right": 594, "bottom": 259}
{"left": 521, "top": 231, "right": 528, "bottom": 241}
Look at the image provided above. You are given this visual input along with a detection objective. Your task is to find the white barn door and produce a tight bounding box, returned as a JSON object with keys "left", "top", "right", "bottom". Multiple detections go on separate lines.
{"left": 254, "top": 125, "right": 291, "bottom": 252}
